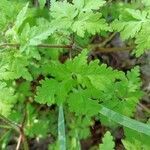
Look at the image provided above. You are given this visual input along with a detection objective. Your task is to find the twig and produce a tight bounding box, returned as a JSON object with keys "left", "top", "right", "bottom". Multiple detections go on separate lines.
{"left": 37, "top": 44, "right": 72, "bottom": 49}
{"left": 0, "top": 43, "right": 72, "bottom": 49}
{"left": 138, "top": 103, "right": 150, "bottom": 114}
{"left": 0, "top": 114, "right": 28, "bottom": 149}
{"left": 16, "top": 134, "right": 22, "bottom": 150}
{"left": 21, "top": 102, "right": 29, "bottom": 150}
{"left": 89, "top": 32, "right": 116, "bottom": 49}
{"left": 0, "top": 114, "right": 29, "bottom": 150}
{"left": 69, "top": 34, "right": 75, "bottom": 59}
{"left": 92, "top": 47, "right": 134, "bottom": 53}
{"left": 88, "top": 32, "right": 135, "bottom": 53}
{"left": 15, "top": 102, "right": 29, "bottom": 150}
{"left": 94, "top": 32, "right": 116, "bottom": 48}
{"left": 19, "top": 128, "right": 29, "bottom": 150}
{"left": 0, "top": 41, "right": 135, "bottom": 54}
{"left": 16, "top": 128, "right": 29, "bottom": 150}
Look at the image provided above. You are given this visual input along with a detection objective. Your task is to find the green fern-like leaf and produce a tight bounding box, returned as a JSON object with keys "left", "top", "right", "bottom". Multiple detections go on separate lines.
{"left": 35, "top": 78, "right": 76, "bottom": 105}
{"left": 0, "top": 52, "right": 32, "bottom": 81}
{"left": 0, "top": 82, "right": 16, "bottom": 117}
{"left": 37, "top": 50, "right": 142, "bottom": 117}
{"left": 99, "top": 131, "right": 115, "bottom": 150}
{"left": 135, "top": 22, "right": 150, "bottom": 56}
{"left": 68, "top": 89, "right": 100, "bottom": 116}
{"left": 51, "top": 0, "right": 110, "bottom": 37}
{"left": 112, "top": 8, "right": 150, "bottom": 56}
{"left": 112, "top": 8, "right": 147, "bottom": 40}
{"left": 73, "top": 0, "right": 106, "bottom": 12}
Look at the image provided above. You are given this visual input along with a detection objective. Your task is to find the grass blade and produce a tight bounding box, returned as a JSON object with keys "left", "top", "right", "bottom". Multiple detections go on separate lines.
{"left": 99, "top": 105, "right": 150, "bottom": 136}
{"left": 58, "top": 105, "right": 66, "bottom": 150}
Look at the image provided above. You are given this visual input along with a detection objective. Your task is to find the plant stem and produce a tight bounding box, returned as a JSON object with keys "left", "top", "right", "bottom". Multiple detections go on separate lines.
{"left": 16, "top": 134, "right": 22, "bottom": 150}
{"left": 138, "top": 103, "right": 150, "bottom": 114}
{"left": 37, "top": 44, "right": 72, "bottom": 49}
{"left": 90, "top": 47, "right": 134, "bottom": 53}
{"left": 23, "top": 136, "right": 29, "bottom": 150}
{"left": 0, "top": 43, "right": 72, "bottom": 49}
{"left": 0, "top": 43, "right": 134, "bottom": 53}
{"left": 0, "top": 43, "right": 20, "bottom": 48}
{"left": 20, "top": 102, "right": 29, "bottom": 150}
{"left": 0, "top": 103, "right": 29, "bottom": 150}
{"left": 0, "top": 130, "right": 11, "bottom": 142}
{"left": 20, "top": 128, "right": 29, "bottom": 150}
{"left": 16, "top": 128, "right": 29, "bottom": 150}
{"left": 92, "top": 32, "right": 116, "bottom": 48}
{"left": 0, "top": 125, "right": 12, "bottom": 129}
{"left": 0, "top": 114, "right": 20, "bottom": 131}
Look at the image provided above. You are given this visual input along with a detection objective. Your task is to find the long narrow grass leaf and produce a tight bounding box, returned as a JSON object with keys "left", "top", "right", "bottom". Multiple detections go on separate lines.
{"left": 99, "top": 105, "right": 150, "bottom": 136}
{"left": 58, "top": 105, "right": 66, "bottom": 150}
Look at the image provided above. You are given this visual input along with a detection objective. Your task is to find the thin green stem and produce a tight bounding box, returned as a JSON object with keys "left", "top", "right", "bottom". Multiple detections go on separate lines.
{"left": 22, "top": 133, "right": 29, "bottom": 150}
{"left": 0, "top": 130, "right": 11, "bottom": 142}
{"left": 19, "top": 102, "right": 29, "bottom": 150}
{"left": 0, "top": 125, "right": 12, "bottom": 129}
{"left": 0, "top": 114, "right": 20, "bottom": 131}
